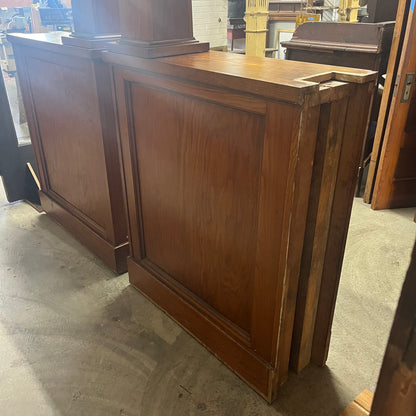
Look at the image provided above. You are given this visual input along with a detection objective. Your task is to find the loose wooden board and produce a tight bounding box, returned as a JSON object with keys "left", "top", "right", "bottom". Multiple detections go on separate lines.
{"left": 341, "top": 390, "right": 373, "bottom": 416}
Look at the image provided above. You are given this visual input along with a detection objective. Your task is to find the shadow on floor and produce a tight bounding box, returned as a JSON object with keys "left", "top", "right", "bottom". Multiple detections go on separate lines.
{"left": 1, "top": 203, "right": 349, "bottom": 415}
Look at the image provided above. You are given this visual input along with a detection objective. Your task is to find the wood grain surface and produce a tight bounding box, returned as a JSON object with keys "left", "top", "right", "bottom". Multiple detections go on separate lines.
{"left": 311, "top": 83, "right": 374, "bottom": 367}
{"left": 364, "top": 0, "right": 410, "bottom": 203}
{"left": 112, "top": 53, "right": 375, "bottom": 401}
{"left": 291, "top": 95, "right": 349, "bottom": 372}
{"left": 9, "top": 36, "right": 129, "bottom": 273}
{"left": 113, "top": 0, "right": 209, "bottom": 58}
{"left": 103, "top": 50, "right": 377, "bottom": 105}
{"left": 371, "top": 6, "right": 416, "bottom": 209}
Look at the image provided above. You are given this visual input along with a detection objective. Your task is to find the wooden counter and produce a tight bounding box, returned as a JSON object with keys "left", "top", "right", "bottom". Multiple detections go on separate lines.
{"left": 103, "top": 50, "right": 377, "bottom": 401}
{"left": 8, "top": 32, "right": 129, "bottom": 273}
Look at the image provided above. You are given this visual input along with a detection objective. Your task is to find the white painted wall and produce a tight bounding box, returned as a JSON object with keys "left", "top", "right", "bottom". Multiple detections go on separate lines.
{"left": 323, "top": 0, "right": 340, "bottom": 21}
{"left": 192, "top": 0, "right": 228, "bottom": 48}
{"left": 268, "top": 20, "right": 296, "bottom": 60}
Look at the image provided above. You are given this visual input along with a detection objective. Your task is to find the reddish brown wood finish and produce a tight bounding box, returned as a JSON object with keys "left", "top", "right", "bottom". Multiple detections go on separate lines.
{"left": 9, "top": 33, "right": 128, "bottom": 273}
{"left": 106, "top": 50, "right": 376, "bottom": 401}
{"left": 112, "top": 0, "right": 209, "bottom": 58}
{"left": 371, "top": 7, "right": 416, "bottom": 209}
{"left": 291, "top": 95, "right": 350, "bottom": 372}
{"left": 364, "top": 0, "right": 411, "bottom": 204}
{"left": 311, "top": 83, "right": 374, "bottom": 367}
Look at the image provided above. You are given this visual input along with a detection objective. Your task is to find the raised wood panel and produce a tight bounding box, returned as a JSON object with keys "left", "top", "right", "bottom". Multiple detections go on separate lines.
{"left": 9, "top": 33, "right": 129, "bottom": 273}
{"left": 111, "top": 52, "right": 376, "bottom": 401}
{"left": 114, "top": 64, "right": 316, "bottom": 401}
{"left": 131, "top": 84, "right": 264, "bottom": 334}
{"left": 364, "top": 0, "right": 411, "bottom": 203}
{"left": 26, "top": 56, "right": 112, "bottom": 238}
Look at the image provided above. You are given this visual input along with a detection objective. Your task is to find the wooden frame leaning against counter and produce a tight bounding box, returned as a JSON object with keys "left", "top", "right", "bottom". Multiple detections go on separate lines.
{"left": 102, "top": 50, "right": 376, "bottom": 402}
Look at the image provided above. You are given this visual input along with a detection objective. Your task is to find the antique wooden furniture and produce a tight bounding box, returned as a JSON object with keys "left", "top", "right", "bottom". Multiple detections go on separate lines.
{"left": 9, "top": 0, "right": 376, "bottom": 401}
{"left": 103, "top": 41, "right": 376, "bottom": 400}
{"left": 282, "top": 22, "right": 394, "bottom": 196}
{"left": 367, "top": 3, "right": 416, "bottom": 209}
{"left": 282, "top": 22, "right": 394, "bottom": 79}
{"left": 364, "top": 0, "right": 410, "bottom": 204}
{"left": 8, "top": 9, "right": 129, "bottom": 273}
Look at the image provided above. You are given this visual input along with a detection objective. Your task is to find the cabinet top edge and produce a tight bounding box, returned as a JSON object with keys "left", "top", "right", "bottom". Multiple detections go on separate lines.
{"left": 7, "top": 32, "right": 377, "bottom": 105}
{"left": 7, "top": 32, "right": 102, "bottom": 59}
{"left": 104, "top": 50, "right": 377, "bottom": 105}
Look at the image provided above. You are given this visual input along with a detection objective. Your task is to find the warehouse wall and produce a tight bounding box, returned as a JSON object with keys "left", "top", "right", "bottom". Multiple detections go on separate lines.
{"left": 192, "top": 0, "right": 228, "bottom": 48}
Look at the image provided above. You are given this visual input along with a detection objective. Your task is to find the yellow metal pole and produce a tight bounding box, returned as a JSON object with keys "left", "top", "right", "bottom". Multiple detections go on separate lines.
{"left": 244, "top": 0, "right": 270, "bottom": 57}
{"left": 338, "top": 0, "right": 360, "bottom": 22}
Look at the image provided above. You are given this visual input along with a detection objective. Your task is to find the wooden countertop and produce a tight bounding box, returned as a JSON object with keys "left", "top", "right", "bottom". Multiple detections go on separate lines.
{"left": 7, "top": 32, "right": 103, "bottom": 59}
{"left": 105, "top": 50, "right": 377, "bottom": 104}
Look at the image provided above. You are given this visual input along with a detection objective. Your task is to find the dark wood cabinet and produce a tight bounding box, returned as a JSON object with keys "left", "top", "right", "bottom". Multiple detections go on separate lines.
{"left": 8, "top": 0, "right": 377, "bottom": 400}
{"left": 102, "top": 50, "right": 376, "bottom": 401}
{"left": 8, "top": 33, "right": 129, "bottom": 273}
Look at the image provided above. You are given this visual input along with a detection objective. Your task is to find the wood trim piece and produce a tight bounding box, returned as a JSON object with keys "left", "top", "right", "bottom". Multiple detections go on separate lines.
{"left": 40, "top": 191, "right": 128, "bottom": 273}
{"left": 291, "top": 95, "right": 350, "bottom": 372}
{"left": 311, "top": 83, "right": 374, "bottom": 366}
{"left": 272, "top": 103, "right": 321, "bottom": 394}
{"left": 363, "top": 0, "right": 411, "bottom": 203}
{"left": 102, "top": 50, "right": 377, "bottom": 106}
{"left": 117, "top": 67, "right": 267, "bottom": 115}
{"left": 93, "top": 60, "right": 129, "bottom": 246}
{"left": 128, "top": 257, "right": 274, "bottom": 401}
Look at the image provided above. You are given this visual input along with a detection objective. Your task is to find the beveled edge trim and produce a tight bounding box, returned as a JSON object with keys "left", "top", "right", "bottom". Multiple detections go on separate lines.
{"left": 128, "top": 257, "right": 276, "bottom": 402}
{"left": 127, "top": 69, "right": 268, "bottom": 115}
{"left": 40, "top": 191, "right": 128, "bottom": 274}
{"left": 140, "top": 258, "right": 252, "bottom": 345}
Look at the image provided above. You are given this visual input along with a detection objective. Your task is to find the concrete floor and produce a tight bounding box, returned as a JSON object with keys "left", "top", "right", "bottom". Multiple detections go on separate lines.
{"left": 0, "top": 184, "right": 415, "bottom": 416}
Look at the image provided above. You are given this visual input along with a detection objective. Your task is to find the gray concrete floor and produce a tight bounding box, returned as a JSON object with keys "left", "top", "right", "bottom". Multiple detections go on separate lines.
{"left": 0, "top": 183, "right": 415, "bottom": 416}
